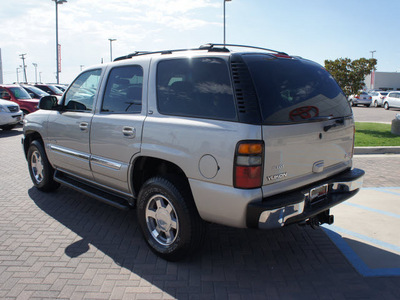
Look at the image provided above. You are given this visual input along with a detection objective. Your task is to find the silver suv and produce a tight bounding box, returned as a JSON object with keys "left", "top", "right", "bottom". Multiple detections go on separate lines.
{"left": 23, "top": 44, "right": 364, "bottom": 261}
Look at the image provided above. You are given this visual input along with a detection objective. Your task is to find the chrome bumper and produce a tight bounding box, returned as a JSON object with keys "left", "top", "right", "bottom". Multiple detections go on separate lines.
{"left": 246, "top": 168, "right": 365, "bottom": 229}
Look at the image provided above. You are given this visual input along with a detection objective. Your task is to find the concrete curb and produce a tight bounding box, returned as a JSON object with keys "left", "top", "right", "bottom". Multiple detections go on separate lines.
{"left": 355, "top": 146, "right": 400, "bottom": 155}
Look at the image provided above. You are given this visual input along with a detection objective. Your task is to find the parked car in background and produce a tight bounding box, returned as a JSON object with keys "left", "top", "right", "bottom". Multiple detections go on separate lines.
{"left": 34, "top": 84, "right": 63, "bottom": 96}
{"left": 383, "top": 91, "right": 400, "bottom": 110}
{"left": 0, "top": 99, "right": 23, "bottom": 130}
{"left": 0, "top": 84, "right": 39, "bottom": 116}
{"left": 370, "top": 91, "right": 388, "bottom": 107}
{"left": 54, "top": 84, "right": 68, "bottom": 92}
{"left": 21, "top": 84, "right": 50, "bottom": 99}
{"left": 348, "top": 91, "right": 372, "bottom": 107}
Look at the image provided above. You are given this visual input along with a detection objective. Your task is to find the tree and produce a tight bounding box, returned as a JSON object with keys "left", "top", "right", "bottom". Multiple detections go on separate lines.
{"left": 324, "top": 57, "right": 377, "bottom": 96}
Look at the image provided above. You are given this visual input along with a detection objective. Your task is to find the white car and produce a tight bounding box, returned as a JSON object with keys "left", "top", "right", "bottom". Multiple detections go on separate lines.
{"left": 370, "top": 91, "right": 388, "bottom": 107}
{"left": 0, "top": 99, "right": 23, "bottom": 130}
{"left": 348, "top": 92, "right": 372, "bottom": 107}
{"left": 383, "top": 91, "right": 400, "bottom": 110}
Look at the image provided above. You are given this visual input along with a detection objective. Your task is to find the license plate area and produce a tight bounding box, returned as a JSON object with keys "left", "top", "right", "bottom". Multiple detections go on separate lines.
{"left": 309, "top": 184, "right": 328, "bottom": 204}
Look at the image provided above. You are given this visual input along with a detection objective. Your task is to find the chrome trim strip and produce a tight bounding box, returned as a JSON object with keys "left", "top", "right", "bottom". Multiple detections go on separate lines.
{"left": 50, "top": 145, "right": 90, "bottom": 161}
{"left": 90, "top": 156, "right": 122, "bottom": 170}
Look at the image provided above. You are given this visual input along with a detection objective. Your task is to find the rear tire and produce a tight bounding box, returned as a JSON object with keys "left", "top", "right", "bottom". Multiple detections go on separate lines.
{"left": 137, "top": 176, "right": 206, "bottom": 261}
{"left": 27, "top": 140, "right": 60, "bottom": 192}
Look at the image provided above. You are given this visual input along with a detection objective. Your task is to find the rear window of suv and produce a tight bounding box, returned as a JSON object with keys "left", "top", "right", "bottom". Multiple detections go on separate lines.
{"left": 242, "top": 54, "right": 352, "bottom": 124}
{"left": 157, "top": 57, "right": 237, "bottom": 121}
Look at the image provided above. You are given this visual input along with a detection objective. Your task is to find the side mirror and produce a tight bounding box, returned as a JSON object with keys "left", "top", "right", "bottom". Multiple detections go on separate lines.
{"left": 2, "top": 95, "right": 11, "bottom": 100}
{"left": 39, "top": 96, "right": 60, "bottom": 110}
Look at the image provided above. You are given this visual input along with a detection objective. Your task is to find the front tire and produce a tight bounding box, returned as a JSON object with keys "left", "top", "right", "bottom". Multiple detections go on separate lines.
{"left": 384, "top": 102, "right": 390, "bottom": 110}
{"left": 27, "top": 140, "right": 60, "bottom": 192}
{"left": 137, "top": 176, "right": 206, "bottom": 261}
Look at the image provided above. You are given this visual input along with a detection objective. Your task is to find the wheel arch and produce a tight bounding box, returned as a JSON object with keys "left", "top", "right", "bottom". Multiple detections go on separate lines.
{"left": 23, "top": 131, "right": 44, "bottom": 158}
{"left": 131, "top": 156, "right": 191, "bottom": 198}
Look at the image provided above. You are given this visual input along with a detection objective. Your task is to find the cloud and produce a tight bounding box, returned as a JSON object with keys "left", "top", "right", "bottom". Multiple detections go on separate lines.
{"left": 0, "top": 0, "right": 223, "bottom": 83}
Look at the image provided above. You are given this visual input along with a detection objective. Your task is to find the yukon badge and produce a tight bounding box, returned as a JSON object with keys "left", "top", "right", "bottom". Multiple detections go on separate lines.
{"left": 267, "top": 172, "right": 288, "bottom": 181}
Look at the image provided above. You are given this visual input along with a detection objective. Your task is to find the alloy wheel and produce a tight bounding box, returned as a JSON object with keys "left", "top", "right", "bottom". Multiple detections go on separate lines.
{"left": 145, "top": 194, "right": 179, "bottom": 246}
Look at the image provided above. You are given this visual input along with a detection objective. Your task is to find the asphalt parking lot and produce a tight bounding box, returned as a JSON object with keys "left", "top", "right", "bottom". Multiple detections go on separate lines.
{"left": 0, "top": 125, "right": 399, "bottom": 299}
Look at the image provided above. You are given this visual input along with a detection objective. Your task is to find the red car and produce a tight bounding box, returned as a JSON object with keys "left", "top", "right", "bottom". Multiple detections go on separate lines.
{"left": 0, "top": 84, "right": 39, "bottom": 116}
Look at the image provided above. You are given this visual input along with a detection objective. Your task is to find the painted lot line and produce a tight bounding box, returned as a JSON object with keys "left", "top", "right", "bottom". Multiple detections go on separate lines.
{"left": 322, "top": 187, "right": 400, "bottom": 277}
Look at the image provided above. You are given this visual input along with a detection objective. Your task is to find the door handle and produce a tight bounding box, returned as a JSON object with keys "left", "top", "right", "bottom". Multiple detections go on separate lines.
{"left": 122, "top": 126, "right": 136, "bottom": 138}
{"left": 79, "top": 122, "right": 89, "bottom": 131}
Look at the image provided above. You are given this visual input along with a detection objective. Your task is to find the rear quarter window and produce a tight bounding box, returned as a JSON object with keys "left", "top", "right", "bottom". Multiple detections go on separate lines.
{"left": 156, "top": 57, "right": 237, "bottom": 121}
{"left": 242, "top": 54, "right": 352, "bottom": 124}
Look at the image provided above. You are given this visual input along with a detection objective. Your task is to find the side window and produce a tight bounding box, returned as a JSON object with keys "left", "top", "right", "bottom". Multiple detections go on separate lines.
{"left": 156, "top": 57, "right": 236, "bottom": 121}
{"left": 102, "top": 65, "right": 143, "bottom": 113}
{"left": 0, "top": 88, "right": 10, "bottom": 99}
{"left": 64, "top": 69, "right": 102, "bottom": 112}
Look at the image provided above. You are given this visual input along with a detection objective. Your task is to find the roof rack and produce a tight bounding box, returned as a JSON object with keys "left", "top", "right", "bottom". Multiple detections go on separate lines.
{"left": 113, "top": 43, "right": 287, "bottom": 62}
{"left": 200, "top": 43, "right": 288, "bottom": 55}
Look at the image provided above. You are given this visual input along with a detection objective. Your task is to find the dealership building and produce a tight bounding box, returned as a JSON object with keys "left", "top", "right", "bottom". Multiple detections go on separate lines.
{"left": 364, "top": 71, "right": 400, "bottom": 91}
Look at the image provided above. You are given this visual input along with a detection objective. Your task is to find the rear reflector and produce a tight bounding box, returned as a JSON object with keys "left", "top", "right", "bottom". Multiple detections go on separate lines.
{"left": 235, "top": 166, "right": 262, "bottom": 189}
{"left": 234, "top": 141, "right": 264, "bottom": 189}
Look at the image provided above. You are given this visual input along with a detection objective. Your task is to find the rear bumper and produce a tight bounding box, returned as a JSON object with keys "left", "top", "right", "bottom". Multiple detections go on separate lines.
{"left": 246, "top": 168, "right": 364, "bottom": 229}
{"left": 352, "top": 99, "right": 371, "bottom": 105}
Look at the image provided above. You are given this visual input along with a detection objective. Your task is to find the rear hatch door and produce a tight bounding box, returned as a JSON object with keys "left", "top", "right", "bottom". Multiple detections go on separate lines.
{"left": 241, "top": 54, "right": 354, "bottom": 195}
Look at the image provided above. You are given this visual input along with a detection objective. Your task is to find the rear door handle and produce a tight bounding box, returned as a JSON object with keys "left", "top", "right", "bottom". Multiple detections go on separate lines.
{"left": 122, "top": 126, "right": 136, "bottom": 138}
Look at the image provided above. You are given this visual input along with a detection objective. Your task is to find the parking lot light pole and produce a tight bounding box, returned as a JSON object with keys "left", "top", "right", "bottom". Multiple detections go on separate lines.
{"left": 109, "top": 39, "right": 116, "bottom": 62}
{"left": 32, "top": 63, "right": 38, "bottom": 83}
{"left": 224, "top": 0, "right": 232, "bottom": 46}
{"left": 16, "top": 67, "right": 20, "bottom": 83}
{"left": 53, "top": 0, "right": 67, "bottom": 84}
{"left": 19, "top": 54, "right": 27, "bottom": 83}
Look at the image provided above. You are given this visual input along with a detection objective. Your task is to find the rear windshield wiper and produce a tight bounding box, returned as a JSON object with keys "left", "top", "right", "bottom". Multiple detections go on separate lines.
{"left": 307, "top": 116, "right": 334, "bottom": 122}
{"left": 323, "top": 117, "right": 345, "bottom": 132}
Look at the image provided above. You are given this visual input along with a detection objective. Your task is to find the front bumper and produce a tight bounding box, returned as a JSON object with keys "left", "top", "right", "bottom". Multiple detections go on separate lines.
{"left": 0, "top": 111, "right": 23, "bottom": 126}
{"left": 246, "top": 168, "right": 364, "bottom": 229}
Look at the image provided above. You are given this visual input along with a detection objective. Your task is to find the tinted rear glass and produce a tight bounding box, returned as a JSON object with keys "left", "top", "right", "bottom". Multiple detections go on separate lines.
{"left": 242, "top": 54, "right": 352, "bottom": 124}
{"left": 157, "top": 57, "right": 237, "bottom": 121}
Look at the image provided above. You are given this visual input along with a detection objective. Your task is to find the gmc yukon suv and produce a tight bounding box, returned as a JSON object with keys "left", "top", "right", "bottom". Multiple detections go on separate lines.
{"left": 23, "top": 44, "right": 364, "bottom": 261}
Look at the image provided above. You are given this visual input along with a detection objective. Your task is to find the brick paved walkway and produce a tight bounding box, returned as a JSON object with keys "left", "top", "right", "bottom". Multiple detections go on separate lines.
{"left": 1, "top": 126, "right": 399, "bottom": 299}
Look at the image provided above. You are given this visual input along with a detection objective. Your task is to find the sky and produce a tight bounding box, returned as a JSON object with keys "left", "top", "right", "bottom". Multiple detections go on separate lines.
{"left": 1, "top": 0, "right": 400, "bottom": 84}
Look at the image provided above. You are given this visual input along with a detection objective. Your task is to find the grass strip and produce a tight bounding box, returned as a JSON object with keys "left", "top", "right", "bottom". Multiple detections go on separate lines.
{"left": 355, "top": 122, "right": 400, "bottom": 147}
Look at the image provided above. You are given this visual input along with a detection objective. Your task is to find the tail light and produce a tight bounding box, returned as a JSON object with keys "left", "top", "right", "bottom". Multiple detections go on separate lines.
{"left": 355, "top": 95, "right": 360, "bottom": 99}
{"left": 234, "top": 141, "right": 264, "bottom": 189}
{"left": 368, "top": 96, "right": 372, "bottom": 100}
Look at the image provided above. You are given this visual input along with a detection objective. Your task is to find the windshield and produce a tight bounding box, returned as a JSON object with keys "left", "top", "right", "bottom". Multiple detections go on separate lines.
{"left": 9, "top": 87, "right": 32, "bottom": 99}
{"left": 24, "top": 86, "right": 49, "bottom": 97}
{"left": 47, "top": 85, "right": 63, "bottom": 94}
{"left": 242, "top": 54, "right": 352, "bottom": 124}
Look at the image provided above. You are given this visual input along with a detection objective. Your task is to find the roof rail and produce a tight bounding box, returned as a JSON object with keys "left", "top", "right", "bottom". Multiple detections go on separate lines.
{"left": 113, "top": 43, "right": 287, "bottom": 62}
{"left": 200, "top": 43, "right": 288, "bottom": 55}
